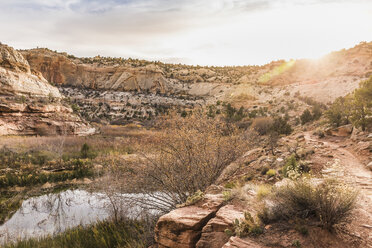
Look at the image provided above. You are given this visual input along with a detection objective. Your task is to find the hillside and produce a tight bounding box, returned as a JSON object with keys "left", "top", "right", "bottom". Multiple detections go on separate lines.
{"left": 17, "top": 41, "right": 372, "bottom": 125}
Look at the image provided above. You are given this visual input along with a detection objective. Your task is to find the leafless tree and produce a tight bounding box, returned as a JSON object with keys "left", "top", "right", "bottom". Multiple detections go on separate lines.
{"left": 129, "top": 113, "right": 252, "bottom": 211}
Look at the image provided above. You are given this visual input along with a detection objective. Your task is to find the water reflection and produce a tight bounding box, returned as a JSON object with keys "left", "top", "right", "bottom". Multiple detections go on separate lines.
{"left": 0, "top": 190, "right": 110, "bottom": 244}
{"left": 0, "top": 189, "right": 162, "bottom": 244}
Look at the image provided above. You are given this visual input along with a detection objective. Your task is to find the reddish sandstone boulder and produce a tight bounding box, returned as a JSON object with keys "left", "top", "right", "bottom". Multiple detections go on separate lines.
{"left": 196, "top": 205, "right": 245, "bottom": 248}
{"left": 155, "top": 194, "right": 224, "bottom": 248}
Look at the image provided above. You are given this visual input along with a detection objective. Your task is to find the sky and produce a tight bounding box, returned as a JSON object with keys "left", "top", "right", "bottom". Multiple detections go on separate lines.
{"left": 0, "top": 0, "right": 371, "bottom": 66}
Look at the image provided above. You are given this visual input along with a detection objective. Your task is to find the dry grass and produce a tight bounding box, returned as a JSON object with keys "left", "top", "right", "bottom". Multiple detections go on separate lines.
{"left": 256, "top": 184, "right": 272, "bottom": 200}
{"left": 0, "top": 125, "right": 160, "bottom": 156}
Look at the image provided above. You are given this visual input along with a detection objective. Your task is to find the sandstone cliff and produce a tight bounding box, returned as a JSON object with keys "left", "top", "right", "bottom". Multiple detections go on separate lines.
{"left": 21, "top": 42, "right": 372, "bottom": 104}
{"left": 0, "top": 43, "right": 94, "bottom": 136}
{"left": 21, "top": 49, "right": 172, "bottom": 94}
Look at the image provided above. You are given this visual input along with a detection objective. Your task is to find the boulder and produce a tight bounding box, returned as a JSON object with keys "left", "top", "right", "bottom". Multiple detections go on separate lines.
{"left": 222, "top": 236, "right": 263, "bottom": 248}
{"left": 196, "top": 205, "right": 245, "bottom": 248}
{"left": 155, "top": 194, "right": 224, "bottom": 248}
{"left": 326, "top": 124, "right": 353, "bottom": 137}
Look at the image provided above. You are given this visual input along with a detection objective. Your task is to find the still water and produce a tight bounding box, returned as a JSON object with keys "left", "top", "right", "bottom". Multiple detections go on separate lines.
{"left": 0, "top": 189, "right": 157, "bottom": 244}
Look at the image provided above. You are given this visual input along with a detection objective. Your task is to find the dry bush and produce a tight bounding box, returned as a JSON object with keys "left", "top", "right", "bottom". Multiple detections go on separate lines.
{"left": 251, "top": 117, "right": 273, "bottom": 135}
{"left": 269, "top": 179, "right": 358, "bottom": 230}
{"left": 133, "top": 113, "right": 251, "bottom": 211}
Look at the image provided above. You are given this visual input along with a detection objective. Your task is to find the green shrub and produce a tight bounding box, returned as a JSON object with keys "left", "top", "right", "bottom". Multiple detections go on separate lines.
{"left": 282, "top": 155, "right": 300, "bottom": 179}
{"left": 71, "top": 103, "right": 80, "bottom": 113}
{"left": 271, "top": 116, "right": 293, "bottom": 135}
{"left": 0, "top": 192, "right": 23, "bottom": 225}
{"left": 300, "top": 109, "right": 313, "bottom": 125}
{"left": 266, "top": 169, "right": 276, "bottom": 177}
{"left": 80, "top": 143, "right": 97, "bottom": 159}
{"left": 325, "top": 97, "right": 351, "bottom": 127}
{"left": 0, "top": 161, "right": 95, "bottom": 188}
{"left": 326, "top": 77, "right": 372, "bottom": 130}
{"left": 224, "top": 104, "right": 246, "bottom": 122}
{"left": 252, "top": 116, "right": 292, "bottom": 136}
{"left": 312, "top": 105, "right": 322, "bottom": 120}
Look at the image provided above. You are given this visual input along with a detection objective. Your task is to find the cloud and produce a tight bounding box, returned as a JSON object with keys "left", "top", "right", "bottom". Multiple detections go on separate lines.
{"left": 0, "top": 0, "right": 371, "bottom": 65}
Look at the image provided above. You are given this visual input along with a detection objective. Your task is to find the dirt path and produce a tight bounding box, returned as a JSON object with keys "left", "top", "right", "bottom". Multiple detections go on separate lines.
{"left": 304, "top": 132, "right": 372, "bottom": 246}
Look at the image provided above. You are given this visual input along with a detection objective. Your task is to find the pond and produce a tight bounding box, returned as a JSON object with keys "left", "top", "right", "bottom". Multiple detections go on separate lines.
{"left": 0, "top": 189, "right": 162, "bottom": 244}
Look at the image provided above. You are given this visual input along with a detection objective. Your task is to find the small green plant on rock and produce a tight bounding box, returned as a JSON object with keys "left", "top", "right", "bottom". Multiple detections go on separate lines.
{"left": 225, "top": 212, "right": 263, "bottom": 237}
{"left": 282, "top": 154, "right": 302, "bottom": 179}
{"left": 292, "top": 240, "right": 301, "bottom": 248}
{"left": 224, "top": 181, "right": 237, "bottom": 189}
{"left": 222, "top": 190, "right": 233, "bottom": 202}
{"left": 176, "top": 190, "right": 204, "bottom": 208}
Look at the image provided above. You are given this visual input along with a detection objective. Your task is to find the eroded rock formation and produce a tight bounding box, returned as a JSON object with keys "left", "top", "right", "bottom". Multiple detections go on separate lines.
{"left": 0, "top": 43, "right": 94, "bottom": 136}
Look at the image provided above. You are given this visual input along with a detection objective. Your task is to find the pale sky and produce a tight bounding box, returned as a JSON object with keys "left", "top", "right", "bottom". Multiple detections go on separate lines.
{"left": 0, "top": 0, "right": 371, "bottom": 66}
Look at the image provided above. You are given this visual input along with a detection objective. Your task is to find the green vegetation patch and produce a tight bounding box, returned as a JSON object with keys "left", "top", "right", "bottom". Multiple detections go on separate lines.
{"left": 4, "top": 219, "right": 147, "bottom": 248}
{"left": 326, "top": 76, "right": 372, "bottom": 130}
